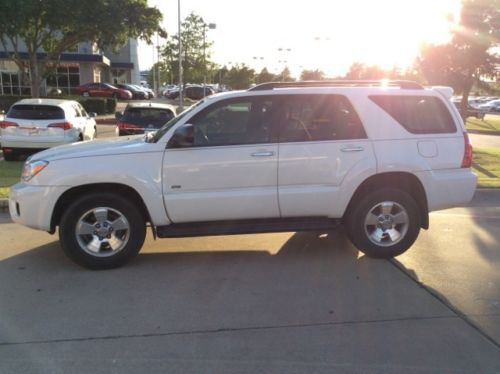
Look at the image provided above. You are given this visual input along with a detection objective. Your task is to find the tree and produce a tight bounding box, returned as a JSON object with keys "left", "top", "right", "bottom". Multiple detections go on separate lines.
{"left": 0, "top": 0, "right": 164, "bottom": 97}
{"left": 255, "top": 67, "right": 277, "bottom": 84}
{"left": 162, "top": 12, "right": 214, "bottom": 85}
{"left": 277, "top": 67, "right": 294, "bottom": 82}
{"left": 300, "top": 69, "right": 325, "bottom": 81}
{"left": 223, "top": 64, "right": 255, "bottom": 89}
{"left": 417, "top": 0, "right": 499, "bottom": 112}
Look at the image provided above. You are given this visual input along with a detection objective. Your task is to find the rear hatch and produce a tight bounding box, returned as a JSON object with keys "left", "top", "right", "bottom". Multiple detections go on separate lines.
{"left": 1, "top": 104, "right": 68, "bottom": 142}
{"left": 118, "top": 107, "right": 175, "bottom": 134}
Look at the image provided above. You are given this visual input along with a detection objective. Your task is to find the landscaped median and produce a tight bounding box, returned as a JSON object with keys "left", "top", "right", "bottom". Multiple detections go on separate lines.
{"left": 1, "top": 147, "right": 499, "bottom": 202}
{"left": 466, "top": 114, "right": 500, "bottom": 134}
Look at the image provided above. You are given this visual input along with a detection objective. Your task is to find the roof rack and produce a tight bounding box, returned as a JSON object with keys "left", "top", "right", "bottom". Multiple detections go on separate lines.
{"left": 248, "top": 80, "right": 424, "bottom": 91}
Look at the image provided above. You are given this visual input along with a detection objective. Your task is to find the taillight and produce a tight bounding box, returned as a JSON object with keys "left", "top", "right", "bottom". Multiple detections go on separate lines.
{"left": 461, "top": 132, "right": 473, "bottom": 168}
{"left": 118, "top": 122, "right": 139, "bottom": 129}
{"left": 0, "top": 121, "right": 18, "bottom": 129}
{"left": 48, "top": 122, "right": 73, "bottom": 130}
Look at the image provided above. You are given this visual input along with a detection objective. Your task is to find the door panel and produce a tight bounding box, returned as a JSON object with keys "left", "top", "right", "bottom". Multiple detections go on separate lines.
{"left": 277, "top": 94, "right": 375, "bottom": 217}
{"left": 163, "top": 145, "right": 279, "bottom": 222}
{"left": 278, "top": 140, "right": 374, "bottom": 217}
{"left": 162, "top": 96, "right": 281, "bottom": 223}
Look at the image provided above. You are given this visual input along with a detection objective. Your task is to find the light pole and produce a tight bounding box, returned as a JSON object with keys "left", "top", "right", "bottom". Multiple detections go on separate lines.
{"left": 203, "top": 22, "right": 216, "bottom": 97}
{"left": 178, "top": 0, "right": 183, "bottom": 110}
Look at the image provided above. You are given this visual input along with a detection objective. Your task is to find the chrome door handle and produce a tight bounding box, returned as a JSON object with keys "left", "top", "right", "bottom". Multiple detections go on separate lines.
{"left": 341, "top": 146, "right": 364, "bottom": 152}
{"left": 251, "top": 151, "right": 274, "bottom": 157}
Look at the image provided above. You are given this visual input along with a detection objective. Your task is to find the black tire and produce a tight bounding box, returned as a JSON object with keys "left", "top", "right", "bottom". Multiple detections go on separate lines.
{"left": 59, "top": 193, "right": 146, "bottom": 269}
{"left": 345, "top": 188, "right": 421, "bottom": 258}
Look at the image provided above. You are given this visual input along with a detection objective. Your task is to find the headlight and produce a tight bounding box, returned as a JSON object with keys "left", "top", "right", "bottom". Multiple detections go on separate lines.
{"left": 21, "top": 160, "right": 49, "bottom": 182}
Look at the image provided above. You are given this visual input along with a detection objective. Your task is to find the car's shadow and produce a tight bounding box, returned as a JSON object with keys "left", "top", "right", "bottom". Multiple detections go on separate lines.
{"left": 0, "top": 228, "right": 455, "bottom": 349}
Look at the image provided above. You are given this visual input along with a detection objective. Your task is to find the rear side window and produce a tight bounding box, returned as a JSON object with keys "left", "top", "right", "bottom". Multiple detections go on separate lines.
{"left": 369, "top": 95, "right": 456, "bottom": 134}
{"left": 123, "top": 108, "right": 175, "bottom": 127}
{"left": 279, "top": 95, "right": 366, "bottom": 142}
{"left": 8, "top": 105, "right": 65, "bottom": 120}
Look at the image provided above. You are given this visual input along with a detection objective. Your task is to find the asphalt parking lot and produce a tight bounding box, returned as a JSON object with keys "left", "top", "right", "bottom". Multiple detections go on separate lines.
{"left": 0, "top": 190, "right": 499, "bottom": 373}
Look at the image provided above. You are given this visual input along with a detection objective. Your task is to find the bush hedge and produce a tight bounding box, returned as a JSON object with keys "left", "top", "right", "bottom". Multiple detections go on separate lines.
{"left": 0, "top": 95, "right": 117, "bottom": 115}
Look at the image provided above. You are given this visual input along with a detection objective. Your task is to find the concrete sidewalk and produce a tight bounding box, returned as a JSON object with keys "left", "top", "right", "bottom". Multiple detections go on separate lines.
{"left": 0, "top": 203, "right": 499, "bottom": 372}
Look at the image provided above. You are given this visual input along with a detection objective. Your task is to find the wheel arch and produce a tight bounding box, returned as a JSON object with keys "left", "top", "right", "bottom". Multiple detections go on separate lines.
{"left": 51, "top": 183, "right": 151, "bottom": 233}
{"left": 344, "top": 172, "right": 429, "bottom": 229}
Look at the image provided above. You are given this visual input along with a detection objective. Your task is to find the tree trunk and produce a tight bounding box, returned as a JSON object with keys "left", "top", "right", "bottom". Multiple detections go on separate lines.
{"left": 460, "top": 76, "right": 474, "bottom": 122}
{"left": 29, "top": 54, "right": 42, "bottom": 98}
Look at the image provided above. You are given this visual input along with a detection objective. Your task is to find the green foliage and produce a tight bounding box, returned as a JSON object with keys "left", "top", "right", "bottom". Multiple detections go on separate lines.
{"left": 0, "top": 161, "right": 23, "bottom": 195}
{"left": 255, "top": 68, "right": 277, "bottom": 84}
{"left": 300, "top": 69, "right": 326, "bottom": 81}
{"left": 466, "top": 115, "right": 500, "bottom": 134}
{"left": 417, "top": 0, "right": 499, "bottom": 111}
{"left": 78, "top": 98, "right": 107, "bottom": 115}
{"left": 0, "top": 0, "right": 164, "bottom": 97}
{"left": 0, "top": 96, "right": 29, "bottom": 112}
{"left": 0, "top": 95, "right": 114, "bottom": 114}
{"left": 223, "top": 64, "right": 256, "bottom": 89}
{"left": 473, "top": 147, "right": 500, "bottom": 188}
{"left": 162, "top": 12, "right": 215, "bottom": 84}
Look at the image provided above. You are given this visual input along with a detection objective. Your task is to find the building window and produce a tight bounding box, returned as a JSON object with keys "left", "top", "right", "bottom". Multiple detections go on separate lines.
{"left": 0, "top": 60, "right": 31, "bottom": 96}
{"left": 46, "top": 64, "right": 80, "bottom": 95}
{"left": 93, "top": 67, "right": 101, "bottom": 83}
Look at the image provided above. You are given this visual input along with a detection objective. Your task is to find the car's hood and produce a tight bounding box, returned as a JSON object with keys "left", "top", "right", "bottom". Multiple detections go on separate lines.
{"left": 30, "top": 135, "right": 151, "bottom": 161}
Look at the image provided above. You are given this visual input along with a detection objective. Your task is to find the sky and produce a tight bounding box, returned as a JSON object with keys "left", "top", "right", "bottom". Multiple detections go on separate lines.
{"left": 138, "top": 0, "right": 462, "bottom": 78}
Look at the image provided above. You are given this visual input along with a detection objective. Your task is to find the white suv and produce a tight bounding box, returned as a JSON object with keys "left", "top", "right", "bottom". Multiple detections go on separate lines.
{"left": 1, "top": 98, "right": 97, "bottom": 161}
{"left": 8, "top": 81, "right": 477, "bottom": 269}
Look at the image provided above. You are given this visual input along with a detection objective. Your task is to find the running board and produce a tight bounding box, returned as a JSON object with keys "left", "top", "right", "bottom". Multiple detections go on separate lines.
{"left": 156, "top": 217, "right": 341, "bottom": 238}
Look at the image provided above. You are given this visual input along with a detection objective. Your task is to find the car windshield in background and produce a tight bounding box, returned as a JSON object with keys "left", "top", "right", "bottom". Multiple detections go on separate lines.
{"left": 123, "top": 108, "right": 174, "bottom": 128}
{"left": 8, "top": 105, "right": 64, "bottom": 120}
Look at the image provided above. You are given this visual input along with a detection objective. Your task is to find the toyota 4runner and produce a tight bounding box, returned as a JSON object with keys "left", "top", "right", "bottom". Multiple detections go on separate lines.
{"left": 8, "top": 80, "right": 477, "bottom": 269}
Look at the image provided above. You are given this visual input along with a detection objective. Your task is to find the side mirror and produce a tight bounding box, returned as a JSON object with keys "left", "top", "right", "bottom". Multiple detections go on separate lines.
{"left": 88, "top": 112, "right": 97, "bottom": 118}
{"left": 115, "top": 111, "right": 123, "bottom": 120}
{"left": 167, "top": 123, "right": 194, "bottom": 148}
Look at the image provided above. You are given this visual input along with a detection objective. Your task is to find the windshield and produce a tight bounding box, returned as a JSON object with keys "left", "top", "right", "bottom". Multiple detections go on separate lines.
{"left": 152, "top": 100, "right": 205, "bottom": 142}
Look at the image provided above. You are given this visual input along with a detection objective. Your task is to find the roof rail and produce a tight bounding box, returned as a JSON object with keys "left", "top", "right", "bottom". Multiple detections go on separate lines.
{"left": 248, "top": 80, "right": 424, "bottom": 91}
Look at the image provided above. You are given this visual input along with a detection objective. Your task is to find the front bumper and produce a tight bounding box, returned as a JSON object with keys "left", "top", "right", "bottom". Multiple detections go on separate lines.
{"left": 9, "top": 183, "right": 68, "bottom": 232}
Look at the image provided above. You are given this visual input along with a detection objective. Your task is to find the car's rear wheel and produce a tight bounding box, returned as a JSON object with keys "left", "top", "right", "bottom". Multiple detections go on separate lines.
{"left": 59, "top": 193, "right": 146, "bottom": 269}
{"left": 345, "top": 188, "right": 421, "bottom": 258}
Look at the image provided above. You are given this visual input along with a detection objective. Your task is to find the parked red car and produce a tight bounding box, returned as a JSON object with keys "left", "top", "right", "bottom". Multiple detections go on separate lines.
{"left": 74, "top": 83, "right": 132, "bottom": 100}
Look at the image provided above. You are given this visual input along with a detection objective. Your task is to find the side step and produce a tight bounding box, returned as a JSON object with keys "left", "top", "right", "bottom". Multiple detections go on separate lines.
{"left": 156, "top": 217, "right": 341, "bottom": 238}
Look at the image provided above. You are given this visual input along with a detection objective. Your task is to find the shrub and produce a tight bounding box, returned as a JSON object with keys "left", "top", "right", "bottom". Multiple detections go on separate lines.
{"left": 0, "top": 95, "right": 29, "bottom": 112}
{"left": 105, "top": 98, "right": 117, "bottom": 114}
{"left": 0, "top": 95, "right": 113, "bottom": 115}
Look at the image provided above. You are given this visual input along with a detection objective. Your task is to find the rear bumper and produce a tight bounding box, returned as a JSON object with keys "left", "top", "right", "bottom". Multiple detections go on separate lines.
{"left": 416, "top": 168, "right": 477, "bottom": 212}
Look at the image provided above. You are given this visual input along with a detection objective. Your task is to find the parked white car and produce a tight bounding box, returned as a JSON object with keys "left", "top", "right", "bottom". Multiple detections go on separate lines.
{"left": 9, "top": 81, "right": 477, "bottom": 269}
{"left": 0, "top": 98, "right": 97, "bottom": 161}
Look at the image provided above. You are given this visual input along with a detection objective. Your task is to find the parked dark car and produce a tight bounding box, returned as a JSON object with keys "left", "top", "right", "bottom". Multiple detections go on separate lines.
{"left": 116, "top": 102, "right": 176, "bottom": 136}
{"left": 453, "top": 102, "right": 487, "bottom": 119}
{"left": 115, "top": 84, "right": 148, "bottom": 100}
{"left": 168, "top": 85, "right": 215, "bottom": 100}
{"left": 74, "top": 83, "right": 132, "bottom": 100}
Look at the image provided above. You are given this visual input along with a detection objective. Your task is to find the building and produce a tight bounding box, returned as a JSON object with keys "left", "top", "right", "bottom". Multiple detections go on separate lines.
{"left": 0, "top": 39, "right": 140, "bottom": 96}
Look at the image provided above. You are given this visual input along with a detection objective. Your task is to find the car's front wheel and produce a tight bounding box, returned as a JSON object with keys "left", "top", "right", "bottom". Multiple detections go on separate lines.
{"left": 345, "top": 188, "right": 421, "bottom": 258}
{"left": 59, "top": 193, "right": 146, "bottom": 269}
